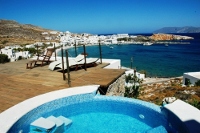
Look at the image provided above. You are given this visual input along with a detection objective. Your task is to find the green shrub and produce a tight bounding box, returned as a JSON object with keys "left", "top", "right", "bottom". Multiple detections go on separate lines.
{"left": 0, "top": 54, "right": 10, "bottom": 63}
{"left": 189, "top": 100, "right": 200, "bottom": 110}
{"left": 195, "top": 80, "right": 200, "bottom": 86}
{"left": 185, "top": 78, "right": 191, "bottom": 87}
{"left": 124, "top": 73, "right": 143, "bottom": 98}
{"left": 18, "top": 56, "right": 22, "bottom": 60}
{"left": 27, "top": 48, "right": 37, "bottom": 54}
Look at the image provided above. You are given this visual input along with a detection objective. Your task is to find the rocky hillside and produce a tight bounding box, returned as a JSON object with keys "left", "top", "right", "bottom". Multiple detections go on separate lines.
{"left": 154, "top": 26, "right": 200, "bottom": 33}
{"left": 0, "top": 19, "right": 55, "bottom": 45}
{"left": 149, "top": 33, "right": 194, "bottom": 41}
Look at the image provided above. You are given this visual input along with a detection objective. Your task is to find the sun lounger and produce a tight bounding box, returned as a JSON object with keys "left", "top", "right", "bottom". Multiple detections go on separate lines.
{"left": 56, "top": 57, "right": 99, "bottom": 71}
{"left": 34, "top": 48, "right": 55, "bottom": 66}
{"left": 26, "top": 48, "right": 55, "bottom": 69}
{"left": 79, "top": 58, "right": 99, "bottom": 67}
{"left": 48, "top": 60, "right": 62, "bottom": 71}
{"left": 48, "top": 54, "right": 85, "bottom": 71}
{"left": 55, "top": 59, "right": 82, "bottom": 71}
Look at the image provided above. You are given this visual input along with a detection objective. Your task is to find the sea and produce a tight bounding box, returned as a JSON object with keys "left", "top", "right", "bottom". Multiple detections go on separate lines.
{"left": 59, "top": 33, "right": 200, "bottom": 78}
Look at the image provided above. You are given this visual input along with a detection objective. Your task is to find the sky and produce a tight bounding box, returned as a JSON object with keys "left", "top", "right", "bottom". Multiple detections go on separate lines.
{"left": 0, "top": 0, "right": 200, "bottom": 34}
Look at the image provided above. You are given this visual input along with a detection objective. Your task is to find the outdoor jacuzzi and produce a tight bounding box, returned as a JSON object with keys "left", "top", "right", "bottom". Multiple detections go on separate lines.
{"left": 0, "top": 85, "right": 190, "bottom": 133}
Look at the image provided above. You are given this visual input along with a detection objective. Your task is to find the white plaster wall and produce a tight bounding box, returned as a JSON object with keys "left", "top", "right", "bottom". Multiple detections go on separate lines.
{"left": 183, "top": 72, "right": 200, "bottom": 85}
{"left": 101, "top": 59, "right": 121, "bottom": 69}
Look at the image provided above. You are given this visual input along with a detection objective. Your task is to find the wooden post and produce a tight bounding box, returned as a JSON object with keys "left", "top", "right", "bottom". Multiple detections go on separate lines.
{"left": 99, "top": 40, "right": 102, "bottom": 64}
{"left": 54, "top": 43, "right": 57, "bottom": 61}
{"left": 36, "top": 43, "right": 39, "bottom": 56}
{"left": 134, "top": 68, "right": 136, "bottom": 89}
{"left": 61, "top": 46, "right": 66, "bottom": 80}
{"left": 66, "top": 50, "right": 71, "bottom": 87}
{"left": 83, "top": 45, "right": 87, "bottom": 71}
{"left": 75, "top": 42, "right": 77, "bottom": 56}
{"left": 130, "top": 57, "right": 133, "bottom": 69}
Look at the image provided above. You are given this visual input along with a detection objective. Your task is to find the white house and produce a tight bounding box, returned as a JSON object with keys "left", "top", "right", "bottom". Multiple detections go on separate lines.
{"left": 125, "top": 70, "right": 145, "bottom": 80}
{"left": 0, "top": 47, "right": 31, "bottom": 62}
{"left": 50, "top": 31, "right": 58, "bottom": 35}
{"left": 41, "top": 32, "right": 48, "bottom": 35}
{"left": 117, "top": 34, "right": 129, "bottom": 38}
{"left": 105, "top": 39, "right": 118, "bottom": 44}
{"left": 34, "top": 42, "right": 43, "bottom": 47}
{"left": 88, "top": 35, "right": 99, "bottom": 44}
{"left": 98, "top": 35, "right": 106, "bottom": 40}
{"left": 25, "top": 44, "right": 35, "bottom": 48}
{"left": 44, "top": 36, "right": 52, "bottom": 40}
{"left": 183, "top": 72, "right": 200, "bottom": 86}
{"left": 0, "top": 47, "right": 14, "bottom": 59}
{"left": 15, "top": 51, "right": 30, "bottom": 59}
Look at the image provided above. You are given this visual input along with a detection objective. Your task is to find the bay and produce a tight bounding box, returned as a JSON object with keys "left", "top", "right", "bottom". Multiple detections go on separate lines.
{"left": 59, "top": 33, "right": 200, "bottom": 77}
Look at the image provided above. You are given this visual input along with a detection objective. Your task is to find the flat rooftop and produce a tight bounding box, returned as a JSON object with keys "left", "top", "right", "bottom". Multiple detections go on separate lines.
{"left": 0, "top": 59, "right": 125, "bottom": 113}
{"left": 185, "top": 72, "right": 200, "bottom": 79}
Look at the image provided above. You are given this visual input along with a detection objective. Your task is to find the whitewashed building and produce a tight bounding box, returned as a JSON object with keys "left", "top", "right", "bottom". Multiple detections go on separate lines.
{"left": 0, "top": 47, "right": 30, "bottom": 62}
{"left": 49, "top": 31, "right": 58, "bottom": 35}
{"left": 88, "top": 35, "right": 99, "bottom": 44}
{"left": 117, "top": 34, "right": 129, "bottom": 38}
{"left": 41, "top": 32, "right": 48, "bottom": 35}
{"left": 0, "top": 47, "right": 14, "bottom": 59}
{"left": 183, "top": 72, "right": 200, "bottom": 86}
{"left": 25, "top": 44, "right": 35, "bottom": 48}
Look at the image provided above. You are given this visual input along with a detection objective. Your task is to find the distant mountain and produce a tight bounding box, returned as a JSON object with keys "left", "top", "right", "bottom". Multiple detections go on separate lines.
{"left": 0, "top": 19, "right": 55, "bottom": 45}
{"left": 153, "top": 26, "right": 200, "bottom": 33}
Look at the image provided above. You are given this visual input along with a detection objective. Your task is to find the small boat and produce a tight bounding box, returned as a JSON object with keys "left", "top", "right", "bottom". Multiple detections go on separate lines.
{"left": 143, "top": 42, "right": 153, "bottom": 46}
{"left": 165, "top": 44, "right": 168, "bottom": 47}
{"left": 110, "top": 46, "right": 114, "bottom": 49}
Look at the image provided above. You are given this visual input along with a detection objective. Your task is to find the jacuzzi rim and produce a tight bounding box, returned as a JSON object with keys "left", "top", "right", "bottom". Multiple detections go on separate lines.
{"left": 0, "top": 85, "right": 100, "bottom": 133}
{"left": 0, "top": 85, "right": 167, "bottom": 133}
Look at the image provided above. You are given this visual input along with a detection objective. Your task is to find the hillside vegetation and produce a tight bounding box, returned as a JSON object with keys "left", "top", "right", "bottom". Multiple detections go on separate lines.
{"left": 0, "top": 19, "right": 54, "bottom": 45}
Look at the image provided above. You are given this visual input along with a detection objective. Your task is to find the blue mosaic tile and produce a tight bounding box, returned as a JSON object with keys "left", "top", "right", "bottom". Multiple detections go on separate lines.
{"left": 8, "top": 92, "right": 179, "bottom": 133}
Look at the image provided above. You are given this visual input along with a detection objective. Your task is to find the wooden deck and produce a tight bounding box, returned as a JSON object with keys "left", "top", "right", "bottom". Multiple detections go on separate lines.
{"left": 0, "top": 60, "right": 125, "bottom": 113}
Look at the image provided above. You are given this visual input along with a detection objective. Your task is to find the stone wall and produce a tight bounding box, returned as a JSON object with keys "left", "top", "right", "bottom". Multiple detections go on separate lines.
{"left": 106, "top": 74, "right": 125, "bottom": 96}
{"left": 106, "top": 75, "right": 183, "bottom": 98}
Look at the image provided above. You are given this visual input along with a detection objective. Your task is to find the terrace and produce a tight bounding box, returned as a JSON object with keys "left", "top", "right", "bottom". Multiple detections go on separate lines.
{"left": 0, "top": 59, "right": 125, "bottom": 113}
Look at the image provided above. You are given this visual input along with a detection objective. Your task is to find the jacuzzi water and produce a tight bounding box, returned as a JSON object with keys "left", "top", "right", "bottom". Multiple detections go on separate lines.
{"left": 67, "top": 112, "right": 151, "bottom": 132}
{"left": 8, "top": 93, "right": 177, "bottom": 133}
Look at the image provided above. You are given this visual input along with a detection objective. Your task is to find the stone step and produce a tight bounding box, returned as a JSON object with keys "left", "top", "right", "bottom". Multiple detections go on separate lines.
{"left": 46, "top": 116, "right": 64, "bottom": 133}
{"left": 30, "top": 115, "right": 72, "bottom": 133}
{"left": 57, "top": 115, "right": 72, "bottom": 128}
{"left": 30, "top": 117, "right": 55, "bottom": 132}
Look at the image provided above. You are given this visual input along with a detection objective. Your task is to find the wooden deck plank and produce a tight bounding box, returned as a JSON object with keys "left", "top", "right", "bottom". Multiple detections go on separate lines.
{"left": 0, "top": 60, "right": 125, "bottom": 113}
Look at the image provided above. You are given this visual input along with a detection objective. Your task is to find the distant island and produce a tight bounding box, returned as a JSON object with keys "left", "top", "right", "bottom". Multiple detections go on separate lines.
{"left": 154, "top": 26, "right": 200, "bottom": 33}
